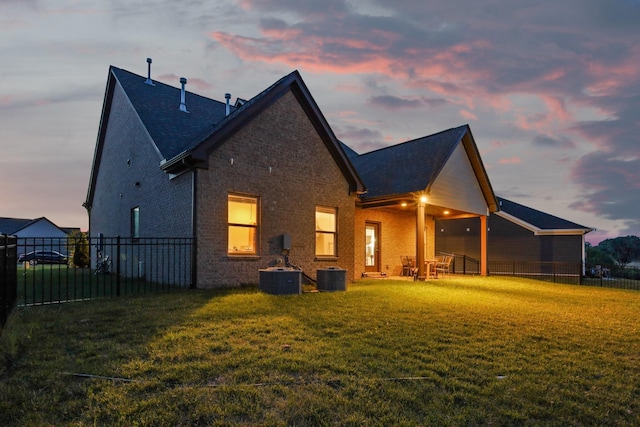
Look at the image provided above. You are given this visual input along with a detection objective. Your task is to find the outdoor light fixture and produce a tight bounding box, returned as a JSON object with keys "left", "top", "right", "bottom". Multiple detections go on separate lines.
{"left": 401, "top": 202, "right": 408, "bottom": 207}
{"left": 420, "top": 195, "right": 427, "bottom": 204}
{"left": 444, "top": 210, "right": 450, "bottom": 215}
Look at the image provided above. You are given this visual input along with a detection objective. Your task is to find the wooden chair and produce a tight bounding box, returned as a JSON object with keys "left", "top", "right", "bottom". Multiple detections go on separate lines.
{"left": 434, "top": 254, "right": 453, "bottom": 278}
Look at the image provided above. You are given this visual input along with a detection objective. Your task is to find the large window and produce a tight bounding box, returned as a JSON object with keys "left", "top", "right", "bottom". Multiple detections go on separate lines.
{"left": 131, "top": 207, "right": 140, "bottom": 239}
{"left": 228, "top": 195, "right": 258, "bottom": 254}
{"left": 316, "top": 206, "right": 337, "bottom": 256}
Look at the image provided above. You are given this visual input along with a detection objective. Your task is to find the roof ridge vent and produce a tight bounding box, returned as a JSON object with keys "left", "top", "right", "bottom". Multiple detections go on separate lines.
{"left": 225, "top": 93, "right": 231, "bottom": 116}
{"left": 144, "top": 58, "right": 155, "bottom": 86}
{"left": 179, "top": 77, "right": 189, "bottom": 113}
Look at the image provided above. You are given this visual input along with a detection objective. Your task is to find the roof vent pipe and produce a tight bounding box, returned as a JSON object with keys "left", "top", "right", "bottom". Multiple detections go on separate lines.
{"left": 225, "top": 93, "right": 231, "bottom": 116}
{"left": 145, "top": 58, "right": 155, "bottom": 86}
{"left": 179, "top": 77, "right": 189, "bottom": 113}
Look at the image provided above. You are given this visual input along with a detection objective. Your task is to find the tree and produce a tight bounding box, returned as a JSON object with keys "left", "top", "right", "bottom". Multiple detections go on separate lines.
{"left": 586, "top": 244, "right": 615, "bottom": 267}
{"left": 67, "top": 231, "right": 90, "bottom": 268}
{"left": 597, "top": 236, "right": 640, "bottom": 268}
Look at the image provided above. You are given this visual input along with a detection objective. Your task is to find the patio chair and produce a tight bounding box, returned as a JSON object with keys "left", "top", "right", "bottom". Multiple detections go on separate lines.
{"left": 434, "top": 254, "right": 453, "bottom": 278}
{"left": 400, "top": 256, "right": 411, "bottom": 276}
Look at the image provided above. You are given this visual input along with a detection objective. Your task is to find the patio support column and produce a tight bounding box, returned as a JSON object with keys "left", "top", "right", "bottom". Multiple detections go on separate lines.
{"left": 416, "top": 201, "right": 425, "bottom": 279}
{"left": 480, "top": 215, "right": 488, "bottom": 276}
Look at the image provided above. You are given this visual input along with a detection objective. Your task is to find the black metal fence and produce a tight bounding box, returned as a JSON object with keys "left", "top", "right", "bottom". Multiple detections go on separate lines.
{"left": 1, "top": 234, "right": 18, "bottom": 327}
{"left": 13, "top": 236, "right": 194, "bottom": 307}
{"left": 450, "top": 253, "right": 640, "bottom": 290}
{"left": 583, "top": 262, "right": 640, "bottom": 290}
{"left": 488, "top": 260, "right": 583, "bottom": 285}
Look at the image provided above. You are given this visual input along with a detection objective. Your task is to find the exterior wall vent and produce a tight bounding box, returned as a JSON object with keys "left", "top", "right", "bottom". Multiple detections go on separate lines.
{"left": 179, "top": 77, "right": 189, "bottom": 113}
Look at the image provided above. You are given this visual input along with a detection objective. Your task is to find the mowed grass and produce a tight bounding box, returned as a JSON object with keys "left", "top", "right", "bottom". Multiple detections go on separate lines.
{"left": 1, "top": 276, "right": 639, "bottom": 426}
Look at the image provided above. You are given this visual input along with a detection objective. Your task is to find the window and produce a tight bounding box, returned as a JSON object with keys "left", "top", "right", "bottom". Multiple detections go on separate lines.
{"left": 131, "top": 207, "right": 140, "bottom": 239}
{"left": 316, "top": 206, "right": 337, "bottom": 256}
{"left": 228, "top": 195, "right": 258, "bottom": 254}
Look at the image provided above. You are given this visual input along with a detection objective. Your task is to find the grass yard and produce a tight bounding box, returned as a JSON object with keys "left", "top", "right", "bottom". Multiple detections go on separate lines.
{"left": 1, "top": 276, "right": 639, "bottom": 426}
{"left": 16, "top": 264, "right": 184, "bottom": 306}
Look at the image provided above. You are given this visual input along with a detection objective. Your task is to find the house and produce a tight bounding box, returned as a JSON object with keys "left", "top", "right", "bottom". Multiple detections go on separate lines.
{"left": 87, "top": 60, "right": 588, "bottom": 287}
{"left": 85, "top": 64, "right": 363, "bottom": 287}
{"left": 435, "top": 197, "right": 593, "bottom": 272}
{"left": 0, "top": 217, "right": 77, "bottom": 239}
{"left": 0, "top": 217, "right": 80, "bottom": 254}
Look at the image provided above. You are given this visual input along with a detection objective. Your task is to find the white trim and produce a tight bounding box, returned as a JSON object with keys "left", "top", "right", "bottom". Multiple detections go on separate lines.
{"left": 494, "top": 211, "right": 590, "bottom": 236}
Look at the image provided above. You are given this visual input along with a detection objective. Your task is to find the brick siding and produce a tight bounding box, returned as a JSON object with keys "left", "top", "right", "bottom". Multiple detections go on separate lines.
{"left": 195, "top": 90, "right": 356, "bottom": 287}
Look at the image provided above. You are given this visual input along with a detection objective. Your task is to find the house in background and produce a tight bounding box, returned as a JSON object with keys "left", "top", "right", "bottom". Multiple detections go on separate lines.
{"left": 85, "top": 59, "right": 587, "bottom": 287}
{"left": 0, "top": 217, "right": 80, "bottom": 254}
{"left": 0, "top": 217, "right": 78, "bottom": 239}
{"left": 436, "top": 197, "right": 593, "bottom": 272}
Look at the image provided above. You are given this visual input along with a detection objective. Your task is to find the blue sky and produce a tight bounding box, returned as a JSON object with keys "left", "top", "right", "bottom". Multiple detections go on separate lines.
{"left": 1, "top": 0, "right": 639, "bottom": 244}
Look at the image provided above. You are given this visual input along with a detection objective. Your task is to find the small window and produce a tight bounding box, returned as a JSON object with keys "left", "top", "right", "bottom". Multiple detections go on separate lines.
{"left": 228, "top": 195, "right": 258, "bottom": 254}
{"left": 316, "top": 206, "right": 337, "bottom": 256}
{"left": 131, "top": 207, "right": 140, "bottom": 239}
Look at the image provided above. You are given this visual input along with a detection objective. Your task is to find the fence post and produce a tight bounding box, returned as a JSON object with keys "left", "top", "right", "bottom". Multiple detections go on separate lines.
{"left": 191, "top": 237, "right": 197, "bottom": 289}
{"left": 116, "top": 236, "right": 121, "bottom": 297}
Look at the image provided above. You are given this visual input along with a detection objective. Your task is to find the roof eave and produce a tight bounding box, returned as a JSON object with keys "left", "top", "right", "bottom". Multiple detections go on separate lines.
{"left": 494, "top": 211, "right": 593, "bottom": 235}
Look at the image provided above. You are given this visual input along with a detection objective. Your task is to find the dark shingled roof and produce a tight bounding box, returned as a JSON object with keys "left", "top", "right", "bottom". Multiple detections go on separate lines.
{"left": 0, "top": 217, "right": 33, "bottom": 234}
{"left": 111, "top": 67, "right": 233, "bottom": 160}
{"left": 497, "top": 197, "right": 592, "bottom": 231}
{"left": 352, "top": 125, "right": 467, "bottom": 200}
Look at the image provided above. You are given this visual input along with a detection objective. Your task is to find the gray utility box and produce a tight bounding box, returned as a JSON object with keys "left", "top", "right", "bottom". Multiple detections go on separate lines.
{"left": 316, "top": 267, "right": 347, "bottom": 291}
{"left": 259, "top": 268, "right": 301, "bottom": 295}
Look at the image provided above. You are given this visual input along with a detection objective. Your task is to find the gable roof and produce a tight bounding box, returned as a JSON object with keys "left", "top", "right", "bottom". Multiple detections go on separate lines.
{"left": 183, "top": 70, "right": 365, "bottom": 194}
{"left": 110, "top": 67, "right": 233, "bottom": 160}
{"left": 350, "top": 125, "right": 498, "bottom": 212}
{"left": 495, "top": 197, "right": 593, "bottom": 235}
{"left": 0, "top": 217, "right": 32, "bottom": 235}
{"left": 86, "top": 66, "right": 365, "bottom": 209}
{"left": 0, "top": 217, "right": 71, "bottom": 235}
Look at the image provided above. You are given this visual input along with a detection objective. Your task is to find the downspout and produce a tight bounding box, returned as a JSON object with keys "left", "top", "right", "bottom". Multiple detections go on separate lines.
{"left": 191, "top": 170, "right": 197, "bottom": 289}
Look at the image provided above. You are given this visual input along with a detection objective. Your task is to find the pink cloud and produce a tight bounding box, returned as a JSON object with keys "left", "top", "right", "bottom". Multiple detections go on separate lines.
{"left": 459, "top": 109, "right": 478, "bottom": 120}
{"left": 498, "top": 156, "right": 521, "bottom": 164}
{"left": 157, "top": 74, "right": 213, "bottom": 92}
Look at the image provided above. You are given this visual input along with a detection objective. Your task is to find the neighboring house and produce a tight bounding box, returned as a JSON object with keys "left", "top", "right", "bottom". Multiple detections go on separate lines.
{"left": 436, "top": 197, "right": 593, "bottom": 271}
{"left": 0, "top": 217, "right": 75, "bottom": 239}
{"left": 0, "top": 217, "right": 79, "bottom": 254}
{"left": 86, "top": 61, "right": 587, "bottom": 287}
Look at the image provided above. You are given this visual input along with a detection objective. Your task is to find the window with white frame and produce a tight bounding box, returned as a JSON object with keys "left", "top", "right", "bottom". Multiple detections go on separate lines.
{"left": 228, "top": 195, "right": 258, "bottom": 254}
{"left": 315, "top": 206, "right": 337, "bottom": 256}
{"left": 131, "top": 206, "right": 140, "bottom": 239}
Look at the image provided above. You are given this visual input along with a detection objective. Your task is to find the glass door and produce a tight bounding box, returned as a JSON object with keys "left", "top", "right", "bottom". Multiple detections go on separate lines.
{"left": 365, "top": 222, "right": 380, "bottom": 272}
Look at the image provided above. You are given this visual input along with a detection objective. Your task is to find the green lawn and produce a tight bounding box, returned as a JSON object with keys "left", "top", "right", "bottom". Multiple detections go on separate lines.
{"left": 1, "top": 276, "right": 639, "bottom": 426}
{"left": 16, "top": 264, "right": 182, "bottom": 306}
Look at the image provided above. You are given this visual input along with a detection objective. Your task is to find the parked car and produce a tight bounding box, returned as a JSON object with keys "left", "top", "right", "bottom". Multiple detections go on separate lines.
{"left": 18, "top": 250, "right": 68, "bottom": 265}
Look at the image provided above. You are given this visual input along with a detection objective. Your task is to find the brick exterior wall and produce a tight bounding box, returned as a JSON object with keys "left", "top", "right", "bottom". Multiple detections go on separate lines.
{"left": 353, "top": 208, "right": 436, "bottom": 277}
{"left": 89, "top": 83, "right": 193, "bottom": 239}
{"left": 195, "top": 90, "right": 357, "bottom": 288}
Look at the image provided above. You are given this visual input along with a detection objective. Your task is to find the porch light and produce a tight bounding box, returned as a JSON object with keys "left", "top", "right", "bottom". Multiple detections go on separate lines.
{"left": 401, "top": 202, "right": 408, "bottom": 207}
{"left": 419, "top": 195, "right": 427, "bottom": 204}
{"left": 444, "top": 210, "right": 450, "bottom": 215}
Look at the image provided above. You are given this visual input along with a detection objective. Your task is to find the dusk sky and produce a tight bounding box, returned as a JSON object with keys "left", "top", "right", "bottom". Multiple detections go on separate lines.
{"left": 2, "top": 0, "right": 639, "bottom": 244}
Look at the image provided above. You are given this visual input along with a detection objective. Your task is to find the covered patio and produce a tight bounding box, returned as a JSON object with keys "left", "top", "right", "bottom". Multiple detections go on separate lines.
{"left": 350, "top": 125, "right": 499, "bottom": 279}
